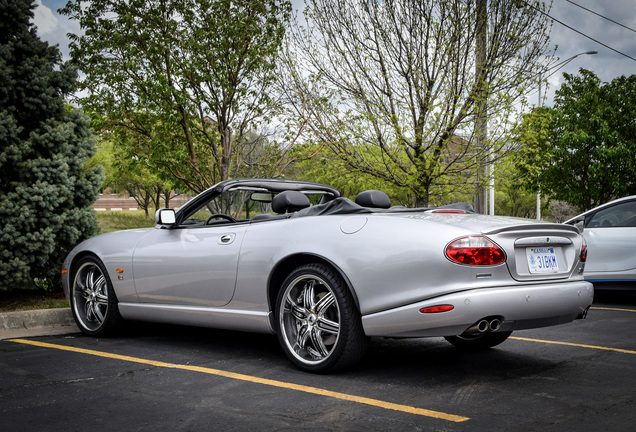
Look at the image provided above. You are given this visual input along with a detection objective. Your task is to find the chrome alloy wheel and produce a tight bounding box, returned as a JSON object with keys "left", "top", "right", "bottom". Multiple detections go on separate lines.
{"left": 72, "top": 261, "right": 110, "bottom": 332}
{"left": 279, "top": 275, "right": 341, "bottom": 366}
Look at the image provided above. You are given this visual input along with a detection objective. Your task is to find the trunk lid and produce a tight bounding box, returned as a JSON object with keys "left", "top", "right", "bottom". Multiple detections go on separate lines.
{"left": 482, "top": 223, "right": 584, "bottom": 282}
{"left": 389, "top": 212, "right": 585, "bottom": 282}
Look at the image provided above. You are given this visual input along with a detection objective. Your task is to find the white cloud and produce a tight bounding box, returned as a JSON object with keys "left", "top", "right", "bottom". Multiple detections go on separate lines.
{"left": 542, "top": 0, "right": 636, "bottom": 105}
{"left": 32, "top": 0, "right": 82, "bottom": 61}
{"left": 33, "top": 0, "right": 58, "bottom": 35}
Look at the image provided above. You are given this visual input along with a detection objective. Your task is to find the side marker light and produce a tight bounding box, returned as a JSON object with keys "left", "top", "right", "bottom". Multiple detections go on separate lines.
{"left": 420, "top": 305, "right": 454, "bottom": 314}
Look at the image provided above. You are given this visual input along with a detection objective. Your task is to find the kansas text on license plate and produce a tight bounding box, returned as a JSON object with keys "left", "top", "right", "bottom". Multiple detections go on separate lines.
{"left": 526, "top": 247, "right": 560, "bottom": 273}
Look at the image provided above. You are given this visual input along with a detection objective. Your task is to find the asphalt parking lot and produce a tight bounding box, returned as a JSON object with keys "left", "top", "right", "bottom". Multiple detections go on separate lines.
{"left": 1, "top": 291, "right": 635, "bottom": 432}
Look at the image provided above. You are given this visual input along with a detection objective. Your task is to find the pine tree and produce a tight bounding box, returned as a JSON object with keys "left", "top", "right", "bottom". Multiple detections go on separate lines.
{"left": 0, "top": 0, "right": 103, "bottom": 291}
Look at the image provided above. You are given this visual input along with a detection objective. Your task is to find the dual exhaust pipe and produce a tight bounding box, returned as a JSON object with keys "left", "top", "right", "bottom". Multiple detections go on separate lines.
{"left": 463, "top": 317, "right": 502, "bottom": 336}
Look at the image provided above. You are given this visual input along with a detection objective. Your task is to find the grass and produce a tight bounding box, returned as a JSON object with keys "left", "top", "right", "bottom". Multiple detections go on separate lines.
{"left": 96, "top": 210, "right": 156, "bottom": 233}
{"left": 0, "top": 289, "right": 69, "bottom": 312}
{"left": 0, "top": 211, "right": 157, "bottom": 313}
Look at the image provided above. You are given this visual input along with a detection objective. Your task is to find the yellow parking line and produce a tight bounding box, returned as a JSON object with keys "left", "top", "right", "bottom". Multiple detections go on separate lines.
{"left": 510, "top": 336, "right": 636, "bottom": 355}
{"left": 591, "top": 306, "right": 636, "bottom": 313}
{"left": 8, "top": 338, "right": 469, "bottom": 423}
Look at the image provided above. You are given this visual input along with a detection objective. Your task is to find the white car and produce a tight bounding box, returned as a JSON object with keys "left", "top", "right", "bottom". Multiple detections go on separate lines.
{"left": 565, "top": 196, "right": 636, "bottom": 291}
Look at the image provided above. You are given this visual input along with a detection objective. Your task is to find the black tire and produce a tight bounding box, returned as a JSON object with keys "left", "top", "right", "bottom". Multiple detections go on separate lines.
{"left": 70, "top": 256, "right": 123, "bottom": 336}
{"left": 276, "top": 263, "right": 368, "bottom": 373}
{"left": 444, "top": 331, "right": 512, "bottom": 351}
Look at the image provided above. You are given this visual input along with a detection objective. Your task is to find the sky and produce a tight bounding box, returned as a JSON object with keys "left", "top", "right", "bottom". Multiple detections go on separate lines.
{"left": 34, "top": 0, "right": 636, "bottom": 107}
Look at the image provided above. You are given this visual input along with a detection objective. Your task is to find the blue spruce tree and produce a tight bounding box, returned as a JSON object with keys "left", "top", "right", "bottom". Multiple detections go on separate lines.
{"left": 0, "top": 0, "right": 103, "bottom": 291}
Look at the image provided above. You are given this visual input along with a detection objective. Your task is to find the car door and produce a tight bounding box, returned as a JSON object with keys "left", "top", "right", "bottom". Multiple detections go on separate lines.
{"left": 583, "top": 200, "right": 636, "bottom": 277}
{"left": 131, "top": 224, "right": 247, "bottom": 307}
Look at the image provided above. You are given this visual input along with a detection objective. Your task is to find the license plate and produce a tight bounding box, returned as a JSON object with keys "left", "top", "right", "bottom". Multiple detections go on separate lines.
{"left": 526, "top": 247, "right": 560, "bottom": 273}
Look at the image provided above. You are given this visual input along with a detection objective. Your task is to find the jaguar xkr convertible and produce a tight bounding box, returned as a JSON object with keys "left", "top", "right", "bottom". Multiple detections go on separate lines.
{"left": 63, "top": 179, "right": 593, "bottom": 372}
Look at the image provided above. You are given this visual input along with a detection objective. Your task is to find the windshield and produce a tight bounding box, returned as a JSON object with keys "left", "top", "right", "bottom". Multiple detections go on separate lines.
{"left": 180, "top": 188, "right": 330, "bottom": 226}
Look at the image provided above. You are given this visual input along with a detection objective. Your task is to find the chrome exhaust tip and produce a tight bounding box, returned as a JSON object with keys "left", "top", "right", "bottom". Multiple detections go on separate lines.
{"left": 489, "top": 319, "right": 501, "bottom": 332}
{"left": 477, "top": 319, "right": 489, "bottom": 333}
{"left": 463, "top": 319, "right": 490, "bottom": 335}
{"left": 462, "top": 317, "right": 504, "bottom": 336}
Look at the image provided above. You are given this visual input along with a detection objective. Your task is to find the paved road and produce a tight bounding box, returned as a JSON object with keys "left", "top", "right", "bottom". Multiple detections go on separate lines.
{"left": 1, "top": 291, "right": 635, "bottom": 431}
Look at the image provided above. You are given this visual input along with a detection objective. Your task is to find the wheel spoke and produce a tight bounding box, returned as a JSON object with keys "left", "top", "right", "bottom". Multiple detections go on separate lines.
{"left": 317, "top": 317, "right": 339, "bottom": 334}
{"left": 95, "top": 293, "right": 108, "bottom": 304}
{"left": 315, "top": 291, "right": 335, "bottom": 315}
{"left": 297, "top": 323, "right": 311, "bottom": 350}
{"left": 287, "top": 294, "right": 307, "bottom": 321}
{"left": 310, "top": 328, "right": 330, "bottom": 358}
{"left": 94, "top": 274, "right": 105, "bottom": 291}
{"left": 306, "top": 346, "right": 323, "bottom": 360}
{"left": 84, "top": 300, "right": 95, "bottom": 322}
{"left": 92, "top": 303, "right": 105, "bottom": 323}
{"left": 303, "top": 280, "right": 316, "bottom": 310}
{"left": 85, "top": 270, "right": 94, "bottom": 291}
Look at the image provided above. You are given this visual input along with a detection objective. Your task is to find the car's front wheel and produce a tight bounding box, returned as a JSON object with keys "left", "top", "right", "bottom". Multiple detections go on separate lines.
{"left": 444, "top": 331, "right": 512, "bottom": 350}
{"left": 276, "top": 264, "right": 368, "bottom": 373}
{"left": 71, "top": 256, "right": 123, "bottom": 336}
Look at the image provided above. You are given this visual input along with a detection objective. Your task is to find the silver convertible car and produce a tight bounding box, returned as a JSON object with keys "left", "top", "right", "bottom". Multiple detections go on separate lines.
{"left": 63, "top": 179, "right": 593, "bottom": 372}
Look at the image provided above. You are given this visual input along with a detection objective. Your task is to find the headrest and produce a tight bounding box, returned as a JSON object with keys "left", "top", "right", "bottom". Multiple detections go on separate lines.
{"left": 272, "top": 190, "right": 311, "bottom": 214}
{"left": 355, "top": 190, "right": 391, "bottom": 209}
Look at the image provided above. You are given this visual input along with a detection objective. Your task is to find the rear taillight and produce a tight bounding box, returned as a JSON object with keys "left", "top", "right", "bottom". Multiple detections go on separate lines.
{"left": 445, "top": 236, "right": 506, "bottom": 266}
{"left": 580, "top": 237, "right": 588, "bottom": 262}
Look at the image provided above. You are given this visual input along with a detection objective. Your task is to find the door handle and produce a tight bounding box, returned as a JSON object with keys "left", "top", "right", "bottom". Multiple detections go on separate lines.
{"left": 218, "top": 234, "right": 235, "bottom": 245}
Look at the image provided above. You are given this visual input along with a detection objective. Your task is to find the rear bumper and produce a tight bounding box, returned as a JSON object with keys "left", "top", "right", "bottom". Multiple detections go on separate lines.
{"left": 361, "top": 281, "right": 593, "bottom": 338}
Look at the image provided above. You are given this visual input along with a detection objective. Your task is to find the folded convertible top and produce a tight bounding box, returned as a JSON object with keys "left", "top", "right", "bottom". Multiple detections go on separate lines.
{"left": 293, "top": 197, "right": 475, "bottom": 217}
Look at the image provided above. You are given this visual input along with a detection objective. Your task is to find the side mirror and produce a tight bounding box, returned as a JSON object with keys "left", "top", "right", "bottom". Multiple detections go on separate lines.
{"left": 155, "top": 208, "right": 176, "bottom": 226}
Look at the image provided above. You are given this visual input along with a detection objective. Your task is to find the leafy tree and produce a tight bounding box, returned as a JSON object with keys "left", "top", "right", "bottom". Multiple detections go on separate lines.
{"left": 512, "top": 106, "right": 553, "bottom": 194}
{"left": 112, "top": 151, "right": 178, "bottom": 217}
{"left": 289, "top": 144, "right": 414, "bottom": 205}
{"left": 492, "top": 152, "right": 537, "bottom": 218}
{"left": 61, "top": 0, "right": 292, "bottom": 193}
{"left": 85, "top": 138, "right": 115, "bottom": 192}
{"left": 514, "top": 69, "right": 636, "bottom": 210}
{"left": 89, "top": 135, "right": 180, "bottom": 215}
{"left": 283, "top": 0, "right": 554, "bottom": 206}
{"left": 547, "top": 200, "right": 578, "bottom": 223}
{"left": 0, "top": 0, "right": 102, "bottom": 291}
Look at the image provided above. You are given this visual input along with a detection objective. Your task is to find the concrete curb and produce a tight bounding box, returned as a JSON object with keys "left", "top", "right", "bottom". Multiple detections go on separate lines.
{"left": 0, "top": 308, "right": 79, "bottom": 340}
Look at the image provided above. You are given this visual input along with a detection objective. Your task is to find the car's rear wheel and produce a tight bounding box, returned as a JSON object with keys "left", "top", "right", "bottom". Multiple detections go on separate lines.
{"left": 276, "top": 264, "right": 368, "bottom": 373}
{"left": 444, "top": 331, "right": 512, "bottom": 350}
{"left": 71, "top": 256, "right": 123, "bottom": 336}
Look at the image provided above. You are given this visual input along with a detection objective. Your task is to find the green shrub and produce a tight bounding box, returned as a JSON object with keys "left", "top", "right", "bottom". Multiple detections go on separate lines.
{"left": 0, "top": 0, "right": 102, "bottom": 291}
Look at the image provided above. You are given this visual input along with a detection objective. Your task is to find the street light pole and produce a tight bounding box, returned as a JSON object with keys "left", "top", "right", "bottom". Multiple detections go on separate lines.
{"left": 475, "top": 0, "right": 488, "bottom": 215}
{"left": 535, "top": 50, "right": 597, "bottom": 220}
{"left": 537, "top": 50, "right": 597, "bottom": 107}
